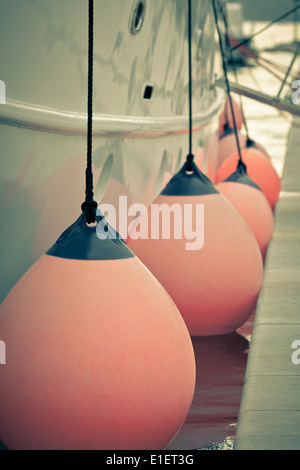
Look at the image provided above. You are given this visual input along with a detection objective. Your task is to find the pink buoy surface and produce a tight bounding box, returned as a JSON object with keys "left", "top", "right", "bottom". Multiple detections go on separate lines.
{"left": 0, "top": 255, "right": 195, "bottom": 450}
{"left": 217, "top": 181, "right": 274, "bottom": 260}
{"left": 219, "top": 96, "right": 244, "bottom": 135}
{"left": 216, "top": 149, "right": 281, "bottom": 210}
{"left": 218, "top": 130, "right": 247, "bottom": 167}
{"left": 127, "top": 192, "right": 264, "bottom": 337}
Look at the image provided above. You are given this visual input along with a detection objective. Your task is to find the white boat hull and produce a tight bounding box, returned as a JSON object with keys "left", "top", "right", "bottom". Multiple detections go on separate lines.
{"left": 0, "top": 0, "right": 224, "bottom": 302}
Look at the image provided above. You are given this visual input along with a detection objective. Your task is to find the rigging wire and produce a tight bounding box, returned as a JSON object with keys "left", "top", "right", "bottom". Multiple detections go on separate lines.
{"left": 231, "top": 4, "right": 300, "bottom": 52}
{"left": 277, "top": 41, "right": 300, "bottom": 98}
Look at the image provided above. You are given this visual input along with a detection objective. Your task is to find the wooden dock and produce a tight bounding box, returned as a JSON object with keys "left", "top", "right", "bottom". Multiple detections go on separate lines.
{"left": 234, "top": 117, "right": 300, "bottom": 450}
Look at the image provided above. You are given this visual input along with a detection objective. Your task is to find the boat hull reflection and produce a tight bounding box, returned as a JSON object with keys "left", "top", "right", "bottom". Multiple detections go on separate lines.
{"left": 167, "top": 331, "right": 249, "bottom": 450}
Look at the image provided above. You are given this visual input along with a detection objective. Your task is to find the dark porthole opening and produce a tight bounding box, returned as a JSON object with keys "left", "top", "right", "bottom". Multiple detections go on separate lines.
{"left": 130, "top": 1, "right": 146, "bottom": 35}
{"left": 143, "top": 85, "right": 153, "bottom": 100}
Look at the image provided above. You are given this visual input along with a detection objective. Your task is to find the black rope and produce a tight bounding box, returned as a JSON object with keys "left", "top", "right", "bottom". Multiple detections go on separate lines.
{"left": 231, "top": 4, "right": 300, "bottom": 52}
{"left": 186, "top": 0, "right": 194, "bottom": 172}
{"left": 222, "top": 6, "right": 250, "bottom": 142}
{"left": 81, "top": 0, "right": 97, "bottom": 224}
{"left": 220, "top": 2, "right": 229, "bottom": 128}
{"left": 212, "top": 0, "right": 243, "bottom": 166}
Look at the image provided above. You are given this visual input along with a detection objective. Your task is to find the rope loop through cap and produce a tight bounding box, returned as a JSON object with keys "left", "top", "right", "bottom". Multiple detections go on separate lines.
{"left": 81, "top": 200, "right": 98, "bottom": 224}
{"left": 237, "top": 159, "right": 247, "bottom": 174}
{"left": 185, "top": 153, "right": 195, "bottom": 172}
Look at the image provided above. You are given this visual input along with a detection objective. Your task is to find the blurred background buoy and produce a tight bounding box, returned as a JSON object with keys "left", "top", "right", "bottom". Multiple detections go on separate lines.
{"left": 246, "top": 138, "right": 270, "bottom": 159}
{"left": 127, "top": 161, "right": 264, "bottom": 336}
{"left": 216, "top": 162, "right": 274, "bottom": 260}
{"left": 218, "top": 126, "right": 247, "bottom": 167}
{"left": 216, "top": 148, "right": 281, "bottom": 210}
{"left": 219, "top": 95, "right": 244, "bottom": 135}
{"left": 0, "top": 212, "right": 195, "bottom": 450}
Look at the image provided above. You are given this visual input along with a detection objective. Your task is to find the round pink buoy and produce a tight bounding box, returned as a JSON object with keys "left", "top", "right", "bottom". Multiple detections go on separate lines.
{"left": 127, "top": 161, "right": 264, "bottom": 337}
{"left": 216, "top": 148, "right": 281, "bottom": 210}
{"left": 216, "top": 162, "right": 274, "bottom": 260}
{"left": 219, "top": 96, "right": 243, "bottom": 135}
{"left": 245, "top": 137, "right": 270, "bottom": 159}
{"left": 218, "top": 127, "right": 248, "bottom": 167}
{"left": 0, "top": 213, "right": 195, "bottom": 450}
